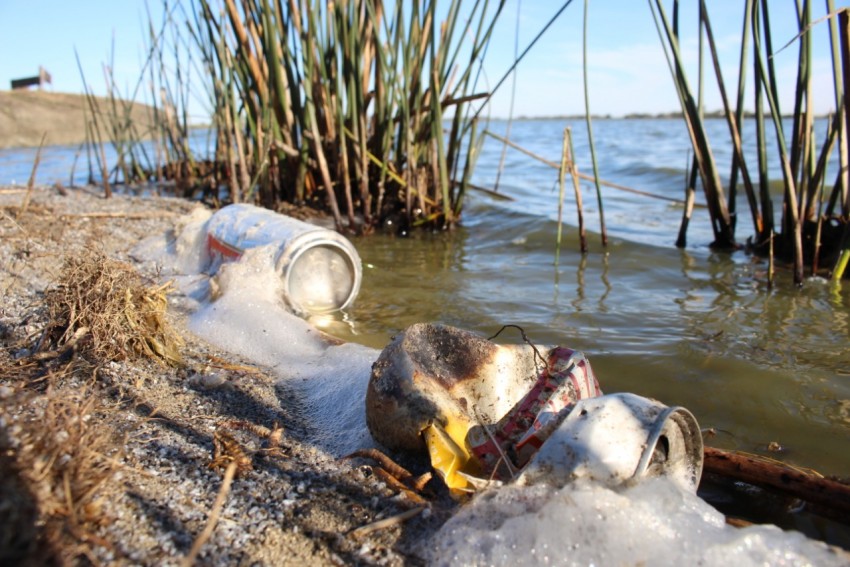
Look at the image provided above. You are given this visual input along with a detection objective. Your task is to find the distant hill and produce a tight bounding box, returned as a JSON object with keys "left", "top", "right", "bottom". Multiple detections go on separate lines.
{"left": 0, "top": 90, "right": 155, "bottom": 150}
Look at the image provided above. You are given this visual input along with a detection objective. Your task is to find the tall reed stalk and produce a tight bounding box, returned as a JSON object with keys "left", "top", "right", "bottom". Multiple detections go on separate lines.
{"left": 556, "top": 128, "right": 588, "bottom": 261}
{"left": 651, "top": 0, "right": 848, "bottom": 284}
{"left": 583, "top": 0, "right": 606, "bottom": 246}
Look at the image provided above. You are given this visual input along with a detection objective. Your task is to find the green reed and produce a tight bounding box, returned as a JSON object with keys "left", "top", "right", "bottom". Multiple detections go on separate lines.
{"left": 188, "top": 0, "right": 504, "bottom": 232}
{"left": 583, "top": 0, "right": 606, "bottom": 246}
{"left": 651, "top": 0, "right": 849, "bottom": 284}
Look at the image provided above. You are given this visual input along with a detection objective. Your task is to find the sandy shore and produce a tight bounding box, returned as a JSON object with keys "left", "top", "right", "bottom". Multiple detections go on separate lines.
{"left": 0, "top": 185, "right": 449, "bottom": 566}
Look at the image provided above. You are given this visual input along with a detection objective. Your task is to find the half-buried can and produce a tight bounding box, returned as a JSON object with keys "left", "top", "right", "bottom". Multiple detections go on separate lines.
{"left": 205, "top": 203, "right": 362, "bottom": 314}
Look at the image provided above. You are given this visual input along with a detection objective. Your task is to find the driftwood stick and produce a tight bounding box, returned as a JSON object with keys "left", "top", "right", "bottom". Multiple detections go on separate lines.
{"left": 703, "top": 446, "right": 850, "bottom": 517}
{"left": 59, "top": 211, "right": 178, "bottom": 219}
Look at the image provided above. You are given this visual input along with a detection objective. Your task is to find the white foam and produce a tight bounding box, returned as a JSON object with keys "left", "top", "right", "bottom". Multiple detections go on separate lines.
{"left": 184, "top": 242, "right": 377, "bottom": 456}
{"left": 291, "top": 342, "right": 377, "bottom": 455}
{"left": 133, "top": 205, "right": 211, "bottom": 275}
{"left": 431, "top": 478, "right": 846, "bottom": 566}
{"left": 190, "top": 247, "right": 330, "bottom": 363}
{"left": 171, "top": 207, "right": 212, "bottom": 274}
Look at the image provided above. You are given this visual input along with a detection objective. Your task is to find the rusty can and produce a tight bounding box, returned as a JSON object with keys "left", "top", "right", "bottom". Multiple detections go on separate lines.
{"left": 365, "top": 323, "right": 705, "bottom": 493}
{"left": 205, "top": 203, "right": 362, "bottom": 314}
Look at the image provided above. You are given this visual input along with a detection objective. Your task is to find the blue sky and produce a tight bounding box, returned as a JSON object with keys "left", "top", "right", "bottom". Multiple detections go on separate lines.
{"left": 0, "top": 1, "right": 846, "bottom": 119}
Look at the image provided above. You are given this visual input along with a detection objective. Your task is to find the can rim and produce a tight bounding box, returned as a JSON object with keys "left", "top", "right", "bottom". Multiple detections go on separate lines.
{"left": 277, "top": 232, "right": 363, "bottom": 314}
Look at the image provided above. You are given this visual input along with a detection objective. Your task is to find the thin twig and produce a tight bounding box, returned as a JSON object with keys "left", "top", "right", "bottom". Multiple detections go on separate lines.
{"left": 347, "top": 506, "right": 425, "bottom": 539}
{"left": 181, "top": 461, "right": 237, "bottom": 567}
{"left": 19, "top": 132, "right": 48, "bottom": 217}
{"left": 1, "top": 209, "right": 27, "bottom": 234}
{"left": 343, "top": 448, "right": 414, "bottom": 481}
{"left": 59, "top": 211, "right": 178, "bottom": 219}
{"left": 472, "top": 411, "right": 518, "bottom": 482}
{"left": 487, "top": 324, "right": 547, "bottom": 372}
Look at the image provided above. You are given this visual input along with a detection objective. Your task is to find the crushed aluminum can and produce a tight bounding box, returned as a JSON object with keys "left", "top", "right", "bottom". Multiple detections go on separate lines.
{"left": 366, "top": 323, "right": 551, "bottom": 490}
{"left": 366, "top": 323, "right": 544, "bottom": 452}
{"left": 466, "top": 347, "right": 601, "bottom": 478}
{"left": 366, "top": 323, "right": 704, "bottom": 493}
{"left": 205, "top": 203, "right": 362, "bottom": 314}
{"left": 366, "top": 323, "right": 602, "bottom": 490}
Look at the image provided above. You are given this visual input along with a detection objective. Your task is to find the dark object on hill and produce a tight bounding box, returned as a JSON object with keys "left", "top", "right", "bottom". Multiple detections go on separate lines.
{"left": 10, "top": 66, "right": 51, "bottom": 90}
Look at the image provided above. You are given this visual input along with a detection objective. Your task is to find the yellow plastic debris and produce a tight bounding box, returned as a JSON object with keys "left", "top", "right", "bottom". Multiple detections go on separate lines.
{"left": 423, "top": 421, "right": 473, "bottom": 491}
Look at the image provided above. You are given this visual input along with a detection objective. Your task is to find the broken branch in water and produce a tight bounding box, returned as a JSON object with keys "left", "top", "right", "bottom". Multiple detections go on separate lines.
{"left": 703, "top": 446, "right": 850, "bottom": 521}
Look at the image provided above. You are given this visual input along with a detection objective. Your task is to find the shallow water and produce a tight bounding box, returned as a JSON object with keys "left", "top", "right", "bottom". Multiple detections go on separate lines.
{"left": 3, "top": 118, "right": 849, "bottom": 480}
{"left": 336, "top": 205, "right": 850, "bottom": 480}
{"left": 334, "top": 118, "right": 850, "bottom": 480}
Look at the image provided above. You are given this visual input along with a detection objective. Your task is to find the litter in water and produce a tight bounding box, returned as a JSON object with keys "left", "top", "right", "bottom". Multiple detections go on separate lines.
{"left": 130, "top": 208, "right": 849, "bottom": 565}
{"left": 366, "top": 322, "right": 703, "bottom": 493}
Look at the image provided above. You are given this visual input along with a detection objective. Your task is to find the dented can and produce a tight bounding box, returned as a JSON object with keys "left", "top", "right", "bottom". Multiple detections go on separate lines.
{"left": 365, "top": 323, "right": 704, "bottom": 493}
{"left": 205, "top": 204, "right": 362, "bottom": 314}
{"left": 518, "top": 393, "right": 704, "bottom": 491}
{"left": 466, "top": 347, "right": 602, "bottom": 476}
{"left": 366, "top": 323, "right": 603, "bottom": 489}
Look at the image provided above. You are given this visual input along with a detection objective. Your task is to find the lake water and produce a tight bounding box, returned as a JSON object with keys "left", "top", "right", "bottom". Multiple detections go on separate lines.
{"left": 2, "top": 118, "right": 848, "bottom": 483}
{"left": 342, "top": 117, "right": 850, "bottom": 486}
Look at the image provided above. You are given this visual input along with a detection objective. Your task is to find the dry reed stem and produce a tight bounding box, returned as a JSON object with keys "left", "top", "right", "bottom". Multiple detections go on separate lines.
{"left": 18, "top": 132, "right": 48, "bottom": 218}
{"left": 58, "top": 211, "right": 179, "bottom": 219}
{"left": 343, "top": 448, "right": 415, "bottom": 481}
{"left": 204, "top": 355, "right": 264, "bottom": 375}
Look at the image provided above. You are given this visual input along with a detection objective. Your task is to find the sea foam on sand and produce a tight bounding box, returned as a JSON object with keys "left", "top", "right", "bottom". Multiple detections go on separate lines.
{"left": 189, "top": 250, "right": 377, "bottom": 456}
{"left": 133, "top": 207, "right": 848, "bottom": 566}
{"left": 134, "top": 206, "right": 377, "bottom": 457}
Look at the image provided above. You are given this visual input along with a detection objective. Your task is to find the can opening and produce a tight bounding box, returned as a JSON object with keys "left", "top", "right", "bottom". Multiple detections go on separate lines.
{"left": 647, "top": 435, "right": 670, "bottom": 476}
{"left": 286, "top": 243, "right": 358, "bottom": 313}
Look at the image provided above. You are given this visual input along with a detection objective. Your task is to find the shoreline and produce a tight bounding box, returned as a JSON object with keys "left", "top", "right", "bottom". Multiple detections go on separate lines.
{"left": 3, "top": 184, "right": 850, "bottom": 564}
{"left": 2, "top": 90, "right": 828, "bottom": 151}
{"left": 0, "top": 90, "right": 155, "bottom": 150}
{"left": 0, "top": 184, "right": 444, "bottom": 565}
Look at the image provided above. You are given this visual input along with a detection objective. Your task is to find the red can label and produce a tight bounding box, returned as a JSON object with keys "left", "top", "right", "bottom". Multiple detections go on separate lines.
{"left": 467, "top": 347, "right": 601, "bottom": 478}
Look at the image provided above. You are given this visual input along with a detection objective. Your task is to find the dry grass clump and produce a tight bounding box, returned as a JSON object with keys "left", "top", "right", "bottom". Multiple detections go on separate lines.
{"left": 0, "top": 247, "right": 185, "bottom": 562}
{"left": 39, "top": 249, "right": 183, "bottom": 365}
{"left": 0, "top": 383, "right": 120, "bottom": 565}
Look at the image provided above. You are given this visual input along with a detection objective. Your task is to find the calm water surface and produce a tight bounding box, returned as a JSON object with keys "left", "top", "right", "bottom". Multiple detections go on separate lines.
{"left": 3, "top": 119, "right": 849, "bottom": 478}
